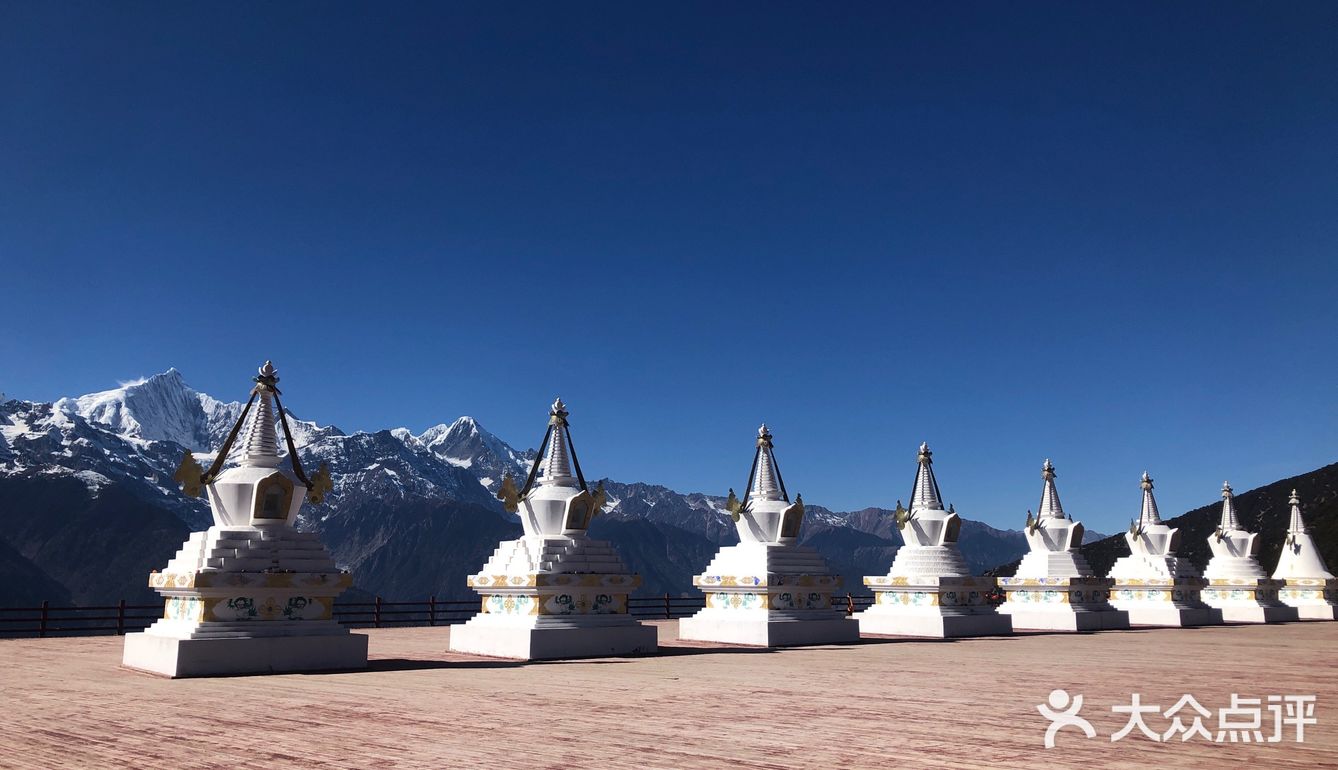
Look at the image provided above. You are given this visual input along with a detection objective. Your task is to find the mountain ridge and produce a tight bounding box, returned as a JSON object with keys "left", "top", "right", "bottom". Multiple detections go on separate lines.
{"left": 0, "top": 368, "right": 1240, "bottom": 608}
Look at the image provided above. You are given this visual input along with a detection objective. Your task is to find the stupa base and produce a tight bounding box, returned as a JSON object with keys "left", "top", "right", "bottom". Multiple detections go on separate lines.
{"left": 856, "top": 610, "right": 1011, "bottom": 638}
{"left": 677, "top": 611, "right": 859, "bottom": 647}
{"left": 1109, "top": 577, "right": 1221, "bottom": 627}
{"left": 1217, "top": 604, "right": 1299, "bottom": 623}
{"left": 1280, "top": 579, "right": 1338, "bottom": 619}
{"left": 1116, "top": 605, "right": 1223, "bottom": 627}
{"left": 1290, "top": 604, "right": 1338, "bottom": 621}
{"left": 999, "top": 608, "right": 1130, "bottom": 631}
{"left": 997, "top": 576, "right": 1128, "bottom": 631}
{"left": 121, "top": 630, "right": 368, "bottom": 678}
{"left": 1202, "top": 578, "right": 1295, "bottom": 623}
{"left": 447, "top": 617, "right": 658, "bottom": 660}
{"left": 858, "top": 575, "right": 1009, "bottom": 638}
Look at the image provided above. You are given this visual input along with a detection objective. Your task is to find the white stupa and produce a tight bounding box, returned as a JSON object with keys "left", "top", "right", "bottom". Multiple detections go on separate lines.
{"left": 678, "top": 424, "right": 858, "bottom": 646}
{"left": 1202, "top": 482, "right": 1297, "bottom": 623}
{"left": 1107, "top": 472, "right": 1221, "bottom": 627}
{"left": 997, "top": 460, "right": 1129, "bottom": 631}
{"left": 856, "top": 443, "right": 1011, "bottom": 638}
{"left": 448, "top": 398, "right": 657, "bottom": 660}
{"left": 122, "top": 362, "right": 367, "bottom": 677}
{"left": 1273, "top": 490, "right": 1337, "bottom": 620}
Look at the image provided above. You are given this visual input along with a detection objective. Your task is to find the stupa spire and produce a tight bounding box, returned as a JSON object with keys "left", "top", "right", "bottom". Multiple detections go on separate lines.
{"left": 909, "top": 442, "right": 944, "bottom": 511}
{"left": 1139, "top": 472, "right": 1162, "bottom": 525}
{"left": 750, "top": 424, "right": 783, "bottom": 502}
{"left": 540, "top": 397, "right": 575, "bottom": 486}
{"left": 1218, "top": 482, "right": 1241, "bottom": 531}
{"left": 1038, "top": 459, "right": 1064, "bottom": 519}
{"left": 1273, "top": 489, "right": 1335, "bottom": 586}
{"left": 241, "top": 361, "right": 281, "bottom": 468}
{"left": 1287, "top": 489, "right": 1308, "bottom": 535}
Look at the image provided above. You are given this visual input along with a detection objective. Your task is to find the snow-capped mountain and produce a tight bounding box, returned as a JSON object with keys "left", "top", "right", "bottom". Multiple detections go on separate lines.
{"left": 53, "top": 369, "right": 239, "bottom": 453}
{"left": 0, "top": 368, "right": 1089, "bottom": 605}
{"left": 1, "top": 396, "right": 208, "bottom": 523}
{"left": 408, "top": 416, "right": 535, "bottom": 490}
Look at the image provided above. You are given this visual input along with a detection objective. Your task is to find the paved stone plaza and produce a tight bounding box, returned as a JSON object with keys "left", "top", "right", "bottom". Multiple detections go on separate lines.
{"left": 1, "top": 621, "right": 1334, "bottom": 769}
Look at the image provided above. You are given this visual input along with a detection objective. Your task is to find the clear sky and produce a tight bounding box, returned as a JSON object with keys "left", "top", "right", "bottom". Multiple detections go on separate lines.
{"left": 2, "top": 2, "right": 1336, "bottom": 532}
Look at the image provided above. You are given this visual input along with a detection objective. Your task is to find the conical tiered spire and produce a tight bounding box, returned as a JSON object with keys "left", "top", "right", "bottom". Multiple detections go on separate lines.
{"left": 540, "top": 397, "right": 576, "bottom": 486}
{"left": 1287, "top": 489, "right": 1308, "bottom": 535}
{"left": 1038, "top": 459, "right": 1064, "bottom": 519}
{"left": 909, "top": 442, "right": 944, "bottom": 512}
{"left": 1218, "top": 482, "right": 1241, "bottom": 531}
{"left": 750, "top": 424, "right": 783, "bottom": 502}
{"left": 242, "top": 361, "right": 281, "bottom": 468}
{"left": 1139, "top": 472, "right": 1162, "bottom": 525}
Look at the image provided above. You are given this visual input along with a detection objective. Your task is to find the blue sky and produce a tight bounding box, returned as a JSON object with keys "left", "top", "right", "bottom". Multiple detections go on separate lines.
{"left": 2, "top": 2, "right": 1336, "bottom": 532}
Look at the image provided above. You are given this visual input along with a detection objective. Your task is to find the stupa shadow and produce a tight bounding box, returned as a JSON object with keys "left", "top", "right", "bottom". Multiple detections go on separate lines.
{"left": 851, "top": 635, "right": 966, "bottom": 645}
{"left": 364, "top": 657, "right": 529, "bottom": 672}
{"left": 362, "top": 656, "right": 642, "bottom": 672}
{"left": 654, "top": 643, "right": 785, "bottom": 657}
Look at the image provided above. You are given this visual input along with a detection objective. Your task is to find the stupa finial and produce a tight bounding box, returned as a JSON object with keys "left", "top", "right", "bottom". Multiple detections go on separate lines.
{"left": 909, "top": 442, "right": 944, "bottom": 512}
{"left": 540, "top": 396, "right": 575, "bottom": 485}
{"left": 1218, "top": 481, "right": 1241, "bottom": 531}
{"left": 1038, "top": 459, "right": 1064, "bottom": 519}
{"left": 751, "top": 423, "right": 782, "bottom": 502}
{"left": 256, "top": 360, "right": 279, "bottom": 389}
{"left": 1139, "top": 472, "right": 1162, "bottom": 525}
{"left": 1287, "top": 489, "right": 1308, "bottom": 535}
{"left": 241, "top": 360, "right": 281, "bottom": 468}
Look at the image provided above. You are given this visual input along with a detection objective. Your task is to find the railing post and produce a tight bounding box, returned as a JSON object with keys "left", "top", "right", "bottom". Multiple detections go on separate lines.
{"left": 39, "top": 600, "right": 49, "bottom": 638}
{"left": 428, "top": 595, "right": 436, "bottom": 627}
{"left": 664, "top": 593, "right": 671, "bottom": 619}
{"left": 117, "top": 599, "right": 126, "bottom": 635}
{"left": 374, "top": 596, "right": 382, "bottom": 629}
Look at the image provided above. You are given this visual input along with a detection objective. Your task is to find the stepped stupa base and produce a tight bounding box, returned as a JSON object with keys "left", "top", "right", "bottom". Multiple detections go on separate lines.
{"left": 122, "top": 630, "right": 368, "bottom": 678}
{"left": 856, "top": 576, "right": 1010, "bottom": 638}
{"left": 1279, "top": 578, "right": 1338, "bottom": 621}
{"left": 856, "top": 610, "right": 1011, "bottom": 638}
{"left": 448, "top": 616, "right": 657, "bottom": 660}
{"left": 997, "top": 577, "right": 1129, "bottom": 631}
{"left": 679, "top": 558, "right": 857, "bottom": 647}
{"left": 453, "top": 538, "right": 657, "bottom": 660}
{"left": 1219, "top": 605, "right": 1299, "bottom": 623}
{"left": 997, "top": 608, "right": 1128, "bottom": 632}
{"left": 678, "top": 612, "right": 858, "bottom": 647}
{"left": 1121, "top": 605, "right": 1222, "bottom": 627}
{"left": 1110, "top": 577, "right": 1222, "bottom": 627}
{"left": 1203, "top": 577, "right": 1297, "bottom": 623}
{"left": 1293, "top": 604, "right": 1338, "bottom": 621}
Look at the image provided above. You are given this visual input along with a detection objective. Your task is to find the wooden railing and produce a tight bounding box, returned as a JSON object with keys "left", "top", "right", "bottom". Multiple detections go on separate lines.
{"left": 0, "top": 593, "right": 879, "bottom": 638}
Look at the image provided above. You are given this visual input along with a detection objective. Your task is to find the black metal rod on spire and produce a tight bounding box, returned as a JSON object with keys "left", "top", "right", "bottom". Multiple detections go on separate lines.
{"left": 564, "top": 425, "right": 589, "bottom": 493}
{"left": 271, "top": 391, "right": 312, "bottom": 487}
{"left": 200, "top": 392, "right": 258, "bottom": 484}
{"left": 740, "top": 445, "right": 761, "bottom": 509}
{"left": 518, "top": 424, "right": 553, "bottom": 499}
{"left": 771, "top": 450, "right": 790, "bottom": 503}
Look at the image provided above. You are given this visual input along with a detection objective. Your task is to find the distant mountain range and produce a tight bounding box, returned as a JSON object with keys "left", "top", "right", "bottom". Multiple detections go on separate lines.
{"left": 2, "top": 368, "right": 1115, "bottom": 606}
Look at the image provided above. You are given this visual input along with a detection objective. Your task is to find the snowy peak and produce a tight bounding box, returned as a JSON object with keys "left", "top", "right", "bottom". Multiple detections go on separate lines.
{"left": 54, "top": 369, "right": 240, "bottom": 452}
{"left": 415, "top": 416, "right": 531, "bottom": 487}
